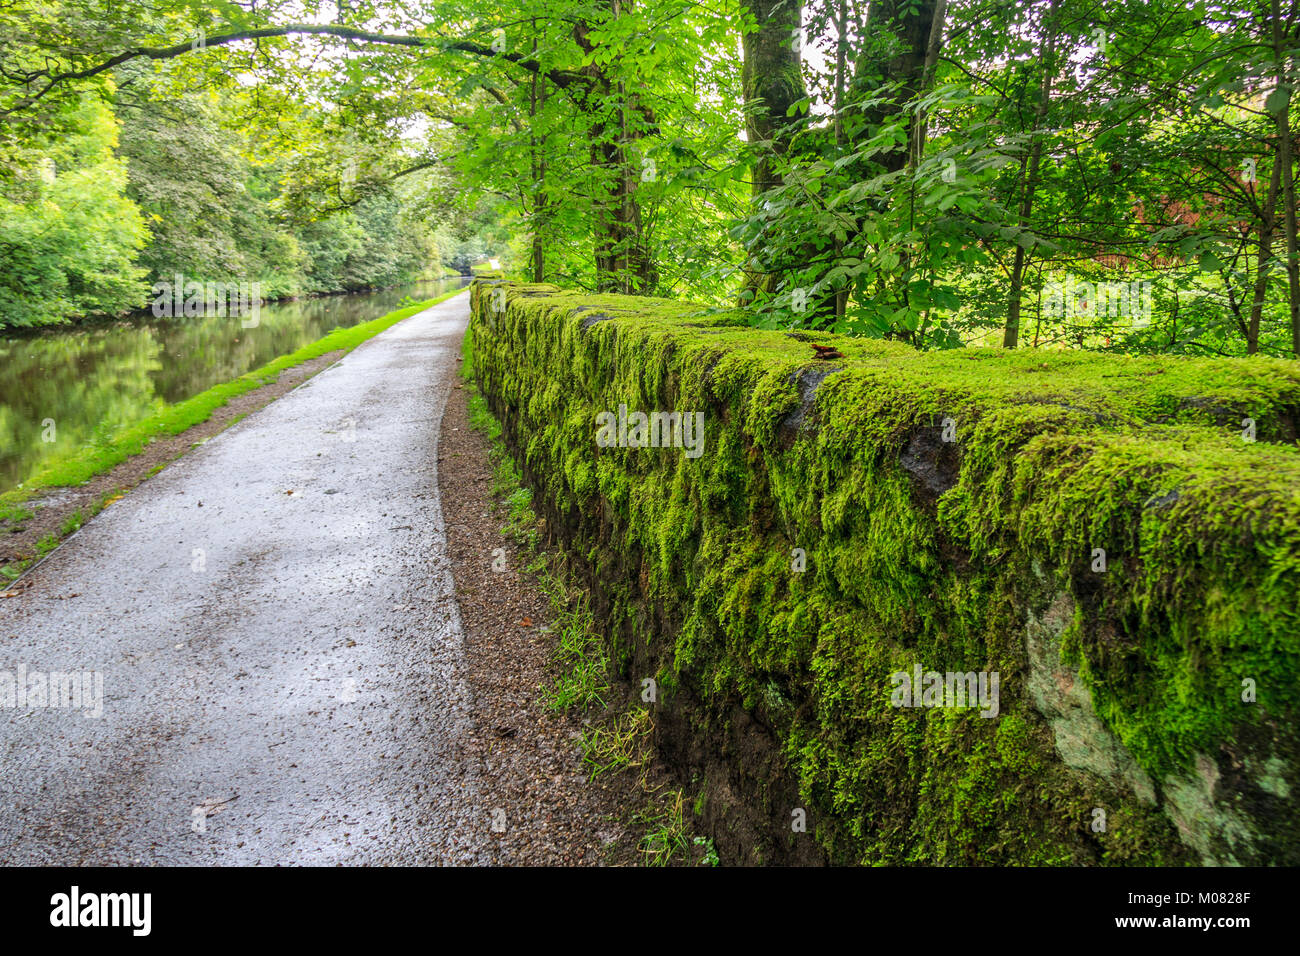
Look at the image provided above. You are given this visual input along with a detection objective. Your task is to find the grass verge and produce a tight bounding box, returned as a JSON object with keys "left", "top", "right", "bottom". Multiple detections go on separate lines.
{"left": 0, "top": 289, "right": 466, "bottom": 582}
{"left": 460, "top": 322, "right": 718, "bottom": 867}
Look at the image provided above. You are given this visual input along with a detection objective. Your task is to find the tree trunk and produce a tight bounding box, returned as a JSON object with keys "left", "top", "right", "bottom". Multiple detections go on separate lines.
{"left": 738, "top": 0, "right": 808, "bottom": 305}
{"left": 811, "top": 0, "right": 938, "bottom": 331}
{"left": 911, "top": 0, "right": 948, "bottom": 163}
{"left": 1248, "top": 147, "right": 1282, "bottom": 353}
{"left": 529, "top": 26, "right": 548, "bottom": 284}
{"left": 1003, "top": 0, "right": 1060, "bottom": 349}
{"left": 579, "top": 0, "right": 656, "bottom": 294}
{"left": 1269, "top": 0, "right": 1300, "bottom": 355}
{"left": 852, "top": 0, "right": 937, "bottom": 174}
{"left": 832, "top": 0, "right": 850, "bottom": 319}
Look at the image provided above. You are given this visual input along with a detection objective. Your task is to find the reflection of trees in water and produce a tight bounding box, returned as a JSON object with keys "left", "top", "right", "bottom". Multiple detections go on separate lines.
{"left": 0, "top": 329, "right": 163, "bottom": 488}
{"left": 0, "top": 279, "right": 464, "bottom": 491}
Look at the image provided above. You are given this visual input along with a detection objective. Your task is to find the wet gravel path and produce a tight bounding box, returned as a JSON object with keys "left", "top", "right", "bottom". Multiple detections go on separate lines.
{"left": 437, "top": 376, "right": 642, "bottom": 865}
{"left": 0, "top": 294, "right": 492, "bottom": 864}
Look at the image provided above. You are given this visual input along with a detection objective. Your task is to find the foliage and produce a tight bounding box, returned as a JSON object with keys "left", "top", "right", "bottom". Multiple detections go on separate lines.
{"left": 6, "top": 0, "right": 1295, "bottom": 352}
{"left": 0, "top": 94, "right": 148, "bottom": 326}
{"left": 469, "top": 277, "right": 1300, "bottom": 864}
{"left": 738, "top": 0, "right": 1300, "bottom": 357}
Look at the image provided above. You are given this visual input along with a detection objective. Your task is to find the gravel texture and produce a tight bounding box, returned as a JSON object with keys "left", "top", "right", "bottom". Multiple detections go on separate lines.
{"left": 0, "top": 294, "right": 638, "bottom": 865}
{"left": 437, "top": 369, "right": 642, "bottom": 866}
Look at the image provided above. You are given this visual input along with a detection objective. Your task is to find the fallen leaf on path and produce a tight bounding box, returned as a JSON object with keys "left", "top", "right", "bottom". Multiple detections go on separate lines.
{"left": 193, "top": 796, "right": 238, "bottom": 820}
{"left": 1, "top": 580, "right": 33, "bottom": 598}
{"left": 519, "top": 617, "right": 533, "bottom": 627}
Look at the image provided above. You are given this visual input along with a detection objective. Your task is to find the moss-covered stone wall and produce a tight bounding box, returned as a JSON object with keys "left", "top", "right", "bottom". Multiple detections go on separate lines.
{"left": 468, "top": 276, "right": 1300, "bottom": 865}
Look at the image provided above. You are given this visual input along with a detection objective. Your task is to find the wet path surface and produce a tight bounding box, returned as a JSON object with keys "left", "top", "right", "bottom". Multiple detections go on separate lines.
{"left": 0, "top": 294, "right": 490, "bottom": 864}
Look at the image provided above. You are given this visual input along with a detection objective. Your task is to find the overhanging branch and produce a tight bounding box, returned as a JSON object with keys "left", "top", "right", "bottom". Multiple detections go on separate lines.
{"left": 2, "top": 23, "right": 593, "bottom": 118}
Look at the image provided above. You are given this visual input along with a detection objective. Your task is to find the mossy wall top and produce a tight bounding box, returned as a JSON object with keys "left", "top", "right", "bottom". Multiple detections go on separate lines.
{"left": 469, "top": 277, "right": 1300, "bottom": 865}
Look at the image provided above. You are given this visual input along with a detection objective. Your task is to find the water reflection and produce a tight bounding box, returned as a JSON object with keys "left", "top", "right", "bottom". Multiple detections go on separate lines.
{"left": 0, "top": 277, "right": 469, "bottom": 492}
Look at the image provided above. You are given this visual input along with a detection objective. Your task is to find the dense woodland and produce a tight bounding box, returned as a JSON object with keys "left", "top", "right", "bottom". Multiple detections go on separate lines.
{"left": 1, "top": 1, "right": 1298, "bottom": 358}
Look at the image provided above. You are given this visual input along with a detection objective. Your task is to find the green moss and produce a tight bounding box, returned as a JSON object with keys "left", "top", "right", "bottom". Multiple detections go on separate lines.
{"left": 468, "top": 278, "right": 1300, "bottom": 865}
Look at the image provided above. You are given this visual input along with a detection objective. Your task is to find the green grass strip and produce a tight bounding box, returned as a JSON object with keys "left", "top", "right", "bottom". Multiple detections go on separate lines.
{"left": 2, "top": 288, "right": 467, "bottom": 513}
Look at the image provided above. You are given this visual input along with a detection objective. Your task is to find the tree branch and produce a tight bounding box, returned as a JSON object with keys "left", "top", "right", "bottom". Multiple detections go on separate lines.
{"left": 2, "top": 24, "right": 593, "bottom": 118}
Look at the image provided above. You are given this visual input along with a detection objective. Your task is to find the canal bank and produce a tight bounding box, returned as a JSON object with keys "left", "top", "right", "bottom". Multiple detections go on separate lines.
{"left": 0, "top": 277, "right": 471, "bottom": 493}
{"left": 1, "top": 287, "right": 468, "bottom": 585}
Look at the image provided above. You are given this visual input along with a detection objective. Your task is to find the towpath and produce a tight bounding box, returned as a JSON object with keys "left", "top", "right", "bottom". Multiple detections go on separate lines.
{"left": 0, "top": 294, "right": 499, "bottom": 864}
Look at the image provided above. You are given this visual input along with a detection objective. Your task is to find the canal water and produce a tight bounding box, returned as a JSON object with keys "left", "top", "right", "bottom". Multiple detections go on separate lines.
{"left": 0, "top": 277, "right": 469, "bottom": 493}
